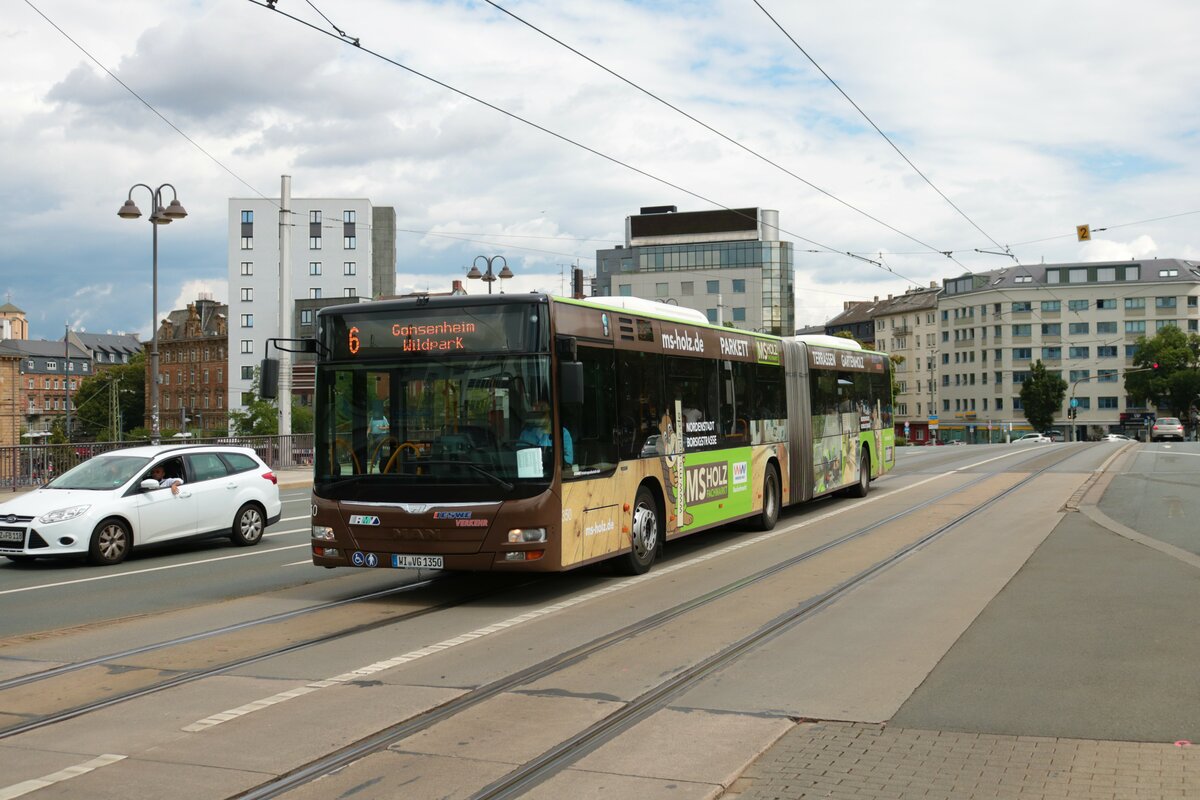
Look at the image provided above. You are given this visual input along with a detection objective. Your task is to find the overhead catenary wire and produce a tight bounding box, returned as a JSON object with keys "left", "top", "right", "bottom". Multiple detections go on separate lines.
{"left": 752, "top": 0, "right": 1012, "bottom": 260}
{"left": 479, "top": 0, "right": 966, "bottom": 272}
{"left": 244, "top": 0, "right": 934, "bottom": 287}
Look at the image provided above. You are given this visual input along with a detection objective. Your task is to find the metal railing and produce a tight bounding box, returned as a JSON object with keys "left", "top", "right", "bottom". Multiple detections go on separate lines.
{"left": 0, "top": 435, "right": 314, "bottom": 491}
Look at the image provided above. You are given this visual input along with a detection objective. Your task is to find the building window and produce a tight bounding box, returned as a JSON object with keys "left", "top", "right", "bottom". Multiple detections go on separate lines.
{"left": 1041, "top": 323, "right": 1061, "bottom": 336}
{"left": 706, "top": 308, "right": 718, "bottom": 323}
{"left": 732, "top": 279, "right": 746, "bottom": 293}
{"left": 310, "top": 288, "right": 322, "bottom": 299}
{"left": 1012, "top": 324, "right": 1031, "bottom": 337}
{"left": 241, "top": 366, "right": 254, "bottom": 380}
{"left": 343, "top": 210, "right": 356, "bottom": 224}
{"left": 1069, "top": 369, "right": 1090, "bottom": 382}
{"left": 1012, "top": 301, "right": 1031, "bottom": 312}
{"left": 344, "top": 288, "right": 356, "bottom": 297}
{"left": 1074, "top": 397, "right": 1091, "bottom": 409}
{"left": 344, "top": 236, "right": 356, "bottom": 249}
{"left": 1156, "top": 296, "right": 1177, "bottom": 309}
{"left": 706, "top": 280, "right": 719, "bottom": 294}
{"left": 1041, "top": 300, "right": 1060, "bottom": 312}
{"left": 203, "top": 369, "right": 210, "bottom": 384}
{"left": 310, "top": 210, "right": 321, "bottom": 224}
{"left": 733, "top": 307, "right": 746, "bottom": 322}
{"left": 1013, "top": 348, "right": 1032, "bottom": 361}
{"left": 1096, "top": 321, "right": 1117, "bottom": 334}
{"left": 1068, "top": 322, "right": 1089, "bottom": 335}
{"left": 1098, "top": 396, "right": 1119, "bottom": 409}
{"left": 1125, "top": 297, "right": 1145, "bottom": 309}
{"left": 241, "top": 288, "right": 253, "bottom": 302}
{"left": 680, "top": 281, "right": 694, "bottom": 296}
{"left": 1159, "top": 268, "right": 1179, "bottom": 278}
{"left": 1096, "top": 298, "right": 1116, "bottom": 309}
{"left": 241, "top": 237, "right": 253, "bottom": 250}
{"left": 300, "top": 309, "right": 313, "bottom": 326}
{"left": 618, "top": 284, "right": 632, "bottom": 296}
{"left": 309, "top": 262, "right": 322, "bottom": 276}
{"left": 1125, "top": 320, "right": 1146, "bottom": 334}
{"left": 1097, "top": 370, "right": 1118, "bottom": 383}
{"left": 240, "top": 340, "right": 253, "bottom": 354}
{"left": 46, "top": 361, "right": 56, "bottom": 370}
{"left": 241, "top": 314, "right": 253, "bottom": 327}
{"left": 241, "top": 210, "right": 253, "bottom": 224}
{"left": 310, "top": 237, "right": 322, "bottom": 250}
{"left": 1097, "top": 346, "right": 1118, "bottom": 357}
{"left": 240, "top": 262, "right": 253, "bottom": 276}
{"left": 1155, "top": 319, "right": 1178, "bottom": 331}
{"left": 1042, "top": 347, "right": 1062, "bottom": 360}
{"left": 655, "top": 283, "right": 668, "bottom": 297}
{"left": 343, "top": 261, "right": 356, "bottom": 275}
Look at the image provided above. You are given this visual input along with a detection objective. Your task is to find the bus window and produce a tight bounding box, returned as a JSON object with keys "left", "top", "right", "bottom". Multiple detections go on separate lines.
{"left": 617, "top": 351, "right": 664, "bottom": 460}
{"left": 562, "top": 346, "right": 617, "bottom": 475}
{"left": 666, "top": 355, "right": 718, "bottom": 450}
{"left": 721, "top": 360, "right": 753, "bottom": 444}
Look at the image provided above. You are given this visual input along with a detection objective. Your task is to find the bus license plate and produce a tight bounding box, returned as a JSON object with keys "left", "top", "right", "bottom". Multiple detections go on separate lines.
{"left": 392, "top": 554, "right": 443, "bottom": 569}
{"left": 0, "top": 529, "right": 24, "bottom": 543}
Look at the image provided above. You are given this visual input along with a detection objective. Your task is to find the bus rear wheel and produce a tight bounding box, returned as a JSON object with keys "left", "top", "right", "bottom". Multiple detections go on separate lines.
{"left": 621, "top": 486, "right": 659, "bottom": 575}
{"left": 847, "top": 446, "right": 870, "bottom": 498}
{"left": 755, "top": 464, "right": 780, "bottom": 531}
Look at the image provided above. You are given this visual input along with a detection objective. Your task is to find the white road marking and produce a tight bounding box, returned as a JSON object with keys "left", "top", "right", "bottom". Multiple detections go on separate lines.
{"left": 0, "top": 543, "right": 310, "bottom": 597}
{"left": 283, "top": 559, "right": 314, "bottom": 567}
{"left": 0, "top": 754, "right": 126, "bottom": 799}
{"left": 184, "top": 451, "right": 1025, "bottom": 732}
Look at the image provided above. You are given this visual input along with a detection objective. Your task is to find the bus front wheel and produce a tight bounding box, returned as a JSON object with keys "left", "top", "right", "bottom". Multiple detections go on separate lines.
{"left": 621, "top": 486, "right": 659, "bottom": 575}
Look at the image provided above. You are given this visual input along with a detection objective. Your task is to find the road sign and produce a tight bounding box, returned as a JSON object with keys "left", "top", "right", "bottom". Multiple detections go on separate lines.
{"left": 1070, "top": 398, "right": 1079, "bottom": 407}
{"left": 1076, "top": 224, "right": 1091, "bottom": 242}
{"left": 904, "top": 422, "right": 910, "bottom": 435}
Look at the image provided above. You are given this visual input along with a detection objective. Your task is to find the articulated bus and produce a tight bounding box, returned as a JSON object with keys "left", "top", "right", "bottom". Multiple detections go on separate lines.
{"left": 308, "top": 293, "right": 894, "bottom": 574}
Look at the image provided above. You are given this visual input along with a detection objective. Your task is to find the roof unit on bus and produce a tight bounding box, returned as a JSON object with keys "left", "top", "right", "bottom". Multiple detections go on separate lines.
{"left": 585, "top": 296, "right": 710, "bottom": 325}
{"left": 788, "top": 334, "right": 863, "bottom": 350}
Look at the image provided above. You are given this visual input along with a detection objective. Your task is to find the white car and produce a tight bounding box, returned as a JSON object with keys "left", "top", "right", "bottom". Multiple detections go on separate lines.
{"left": 1100, "top": 433, "right": 1132, "bottom": 442}
{"left": 0, "top": 445, "right": 282, "bottom": 566}
{"left": 1014, "top": 433, "right": 1052, "bottom": 444}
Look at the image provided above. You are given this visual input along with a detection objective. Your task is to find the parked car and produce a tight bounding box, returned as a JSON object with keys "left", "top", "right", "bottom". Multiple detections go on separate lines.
{"left": 0, "top": 445, "right": 282, "bottom": 566}
{"left": 1043, "top": 431, "right": 1065, "bottom": 442}
{"left": 1015, "top": 433, "right": 1052, "bottom": 444}
{"left": 1150, "top": 416, "right": 1185, "bottom": 442}
{"left": 1100, "top": 433, "right": 1132, "bottom": 442}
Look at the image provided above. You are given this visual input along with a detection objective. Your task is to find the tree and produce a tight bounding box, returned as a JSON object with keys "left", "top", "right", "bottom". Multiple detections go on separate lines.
{"left": 1020, "top": 360, "right": 1067, "bottom": 432}
{"left": 1126, "top": 327, "right": 1200, "bottom": 418}
{"left": 69, "top": 353, "right": 147, "bottom": 441}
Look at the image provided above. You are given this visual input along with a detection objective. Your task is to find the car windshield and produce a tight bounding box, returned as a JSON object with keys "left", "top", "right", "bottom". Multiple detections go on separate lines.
{"left": 46, "top": 455, "right": 150, "bottom": 490}
{"left": 1159, "top": 418, "right": 1180, "bottom": 425}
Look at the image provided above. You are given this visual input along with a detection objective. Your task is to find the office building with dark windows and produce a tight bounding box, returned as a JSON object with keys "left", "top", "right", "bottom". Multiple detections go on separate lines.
{"left": 593, "top": 206, "right": 794, "bottom": 336}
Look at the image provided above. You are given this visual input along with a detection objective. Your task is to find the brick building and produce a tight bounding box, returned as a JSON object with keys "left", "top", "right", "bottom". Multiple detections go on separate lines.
{"left": 150, "top": 297, "right": 229, "bottom": 434}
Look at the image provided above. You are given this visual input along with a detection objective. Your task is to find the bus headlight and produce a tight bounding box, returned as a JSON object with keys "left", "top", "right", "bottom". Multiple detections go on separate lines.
{"left": 312, "top": 525, "right": 336, "bottom": 540}
{"left": 507, "top": 527, "right": 547, "bottom": 544}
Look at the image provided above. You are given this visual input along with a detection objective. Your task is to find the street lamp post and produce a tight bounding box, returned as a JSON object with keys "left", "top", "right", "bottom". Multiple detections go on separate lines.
{"left": 118, "top": 183, "right": 187, "bottom": 445}
{"left": 467, "top": 255, "right": 513, "bottom": 294}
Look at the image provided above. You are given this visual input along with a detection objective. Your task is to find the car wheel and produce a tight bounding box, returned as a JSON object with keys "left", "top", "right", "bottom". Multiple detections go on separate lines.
{"left": 755, "top": 464, "right": 780, "bottom": 531}
{"left": 231, "top": 503, "right": 266, "bottom": 547}
{"left": 88, "top": 518, "right": 131, "bottom": 566}
{"left": 619, "top": 486, "right": 659, "bottom": 575}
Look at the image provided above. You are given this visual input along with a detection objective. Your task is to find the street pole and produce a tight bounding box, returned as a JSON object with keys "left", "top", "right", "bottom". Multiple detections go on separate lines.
{"left": 278, "top": 175, "right": 293, "bottom": 437}
{"left": 64, "top": 323, "right": 71, "bottom": 442}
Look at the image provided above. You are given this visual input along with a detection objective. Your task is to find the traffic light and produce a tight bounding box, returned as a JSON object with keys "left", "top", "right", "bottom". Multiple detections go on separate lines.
{"left": 1152, "top": 362, "right": 1160, "bottom": 370}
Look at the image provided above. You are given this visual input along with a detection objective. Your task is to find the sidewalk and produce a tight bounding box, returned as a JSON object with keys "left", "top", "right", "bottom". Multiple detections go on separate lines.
{"left": 723, "top": 448, "right": 1200, "bottom": 799}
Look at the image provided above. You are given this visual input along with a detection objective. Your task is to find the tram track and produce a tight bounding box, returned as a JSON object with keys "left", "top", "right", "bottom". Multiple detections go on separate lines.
{"left": 235, "top": 444, "right": 1093, "bottom": 799}
{"left": 0, "top": 573, "right": 541, "bottom": 740}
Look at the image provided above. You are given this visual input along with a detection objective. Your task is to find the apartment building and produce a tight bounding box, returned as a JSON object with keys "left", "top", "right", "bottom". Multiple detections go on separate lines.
{"left": 594, "top": 206, "right": 794, "bottom": 336}
{"left": 936, "top": 259, "right": 1200, "bottom": 442}
{"left": 870, "top": 285, "right": 941, "bottom": 443}
{"left": 226, "top": 197, "right": 396, "bottom": 413}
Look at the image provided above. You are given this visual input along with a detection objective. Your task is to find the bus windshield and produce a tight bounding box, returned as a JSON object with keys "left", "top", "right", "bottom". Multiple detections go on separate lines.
{"left": 314, "top": 354, "right": 558, "bottom": 502}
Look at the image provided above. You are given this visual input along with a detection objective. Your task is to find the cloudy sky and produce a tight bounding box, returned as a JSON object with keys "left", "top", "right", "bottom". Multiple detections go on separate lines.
{"left": 5, "top": 0, "right": 1199, "bottom": 341}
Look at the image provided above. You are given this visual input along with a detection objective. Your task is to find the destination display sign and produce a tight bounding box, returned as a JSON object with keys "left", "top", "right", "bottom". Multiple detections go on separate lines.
{"left": 322, "top": 304, "right": 549, "bottom": 360}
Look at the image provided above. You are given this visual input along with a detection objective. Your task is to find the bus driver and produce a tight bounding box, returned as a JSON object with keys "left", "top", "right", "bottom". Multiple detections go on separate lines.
{"left": 516, "top": 401, "right": 574, "bottom": 466}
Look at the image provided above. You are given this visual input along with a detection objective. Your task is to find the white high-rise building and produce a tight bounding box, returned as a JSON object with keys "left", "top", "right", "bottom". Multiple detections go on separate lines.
{"left": 226, "top": 197, "right": 395, "bottom": 414}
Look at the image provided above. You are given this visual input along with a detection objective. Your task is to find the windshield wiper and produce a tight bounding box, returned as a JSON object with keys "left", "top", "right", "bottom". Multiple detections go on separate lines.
{"left": 418, "top": 459, "right": 514, "bottom": 491}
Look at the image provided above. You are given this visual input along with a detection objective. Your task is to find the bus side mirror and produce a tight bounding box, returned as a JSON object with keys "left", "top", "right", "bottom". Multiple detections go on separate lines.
{"left": 560, "top": 362, "right": 584, "bottom": 405}
{"left": 260, "top": 357, "right": 280, "bottom": 399}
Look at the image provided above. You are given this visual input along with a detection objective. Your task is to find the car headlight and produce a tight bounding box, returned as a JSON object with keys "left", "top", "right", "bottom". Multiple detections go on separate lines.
{"left": 38, "top": 505, "right": 91, "bottom": 524}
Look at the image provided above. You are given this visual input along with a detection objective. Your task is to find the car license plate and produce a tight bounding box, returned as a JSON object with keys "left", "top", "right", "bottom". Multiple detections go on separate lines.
{"left": 392, "top": 554, "right": 443, "bottom": 569}
{"left": 0, "top": 528, "right": 24, "bottom": 543}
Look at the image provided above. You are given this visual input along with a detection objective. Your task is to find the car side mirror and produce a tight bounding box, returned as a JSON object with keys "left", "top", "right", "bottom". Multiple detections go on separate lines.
{"left": 140, "top": 479, "right": 160, "bottom": 491}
